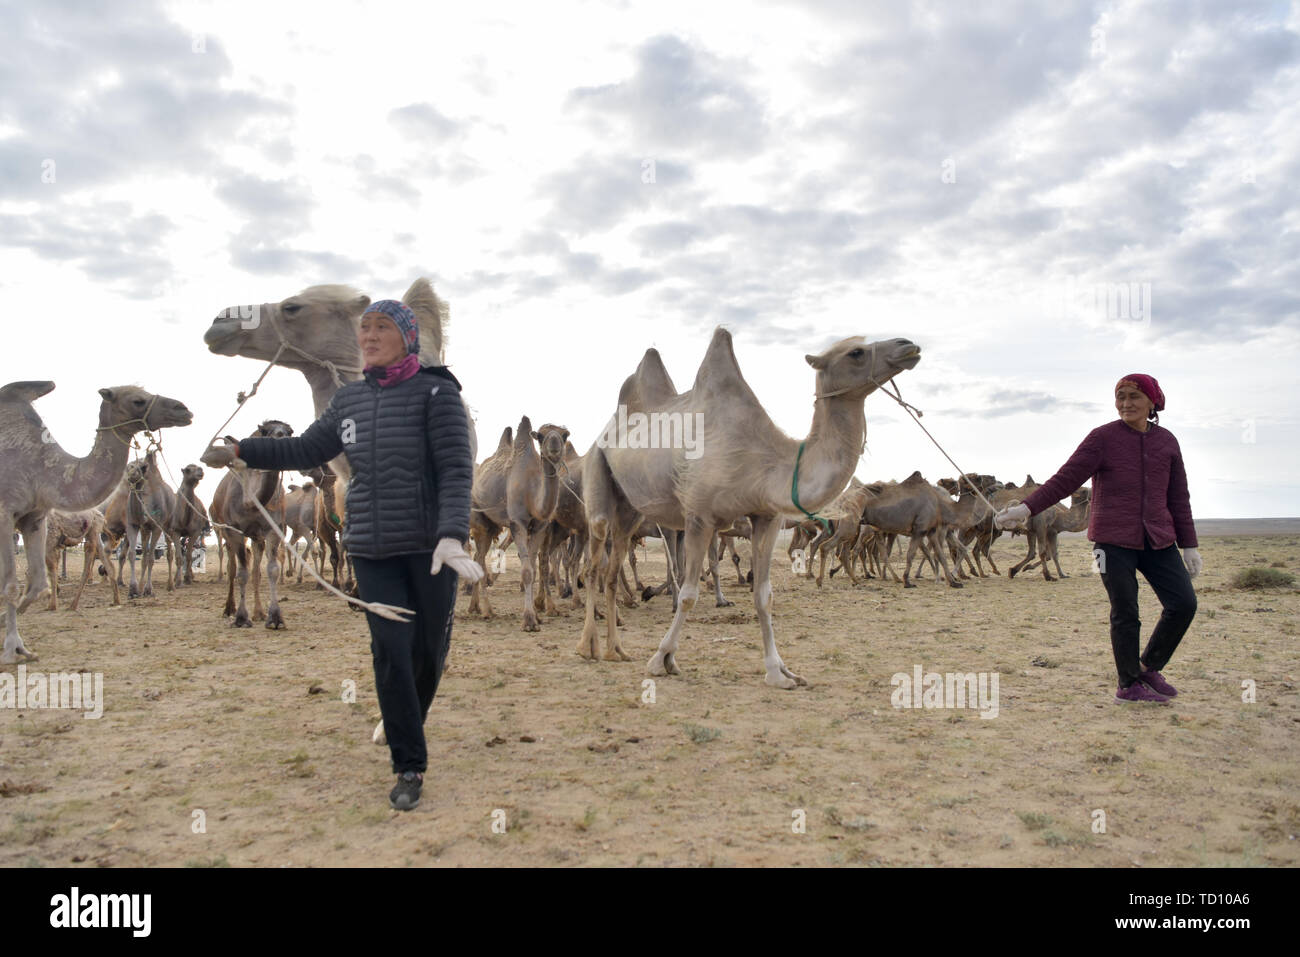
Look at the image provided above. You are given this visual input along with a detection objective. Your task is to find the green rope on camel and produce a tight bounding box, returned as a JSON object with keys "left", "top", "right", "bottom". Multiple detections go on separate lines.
{"left": 791, "top": 441, "right": 831, "bottom": 535}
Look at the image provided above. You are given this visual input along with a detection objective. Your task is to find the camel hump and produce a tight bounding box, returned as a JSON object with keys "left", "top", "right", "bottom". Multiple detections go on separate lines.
{"left": 403, "top": 277, "right": 448, "bottom": 365}
{"left": 0, "top": 380, "right": 55, "bottom": 403}
{"left": 902, "top": 470, "right": 926, "bottom": 484}
{"left": 618, "top": 348, "right": 678, "bottom": 411}
{"left": 496, "top": 426, "right": 514, "bottom": 451}
{"left": 512, "top": 416, "right": 535, "bottom": 455}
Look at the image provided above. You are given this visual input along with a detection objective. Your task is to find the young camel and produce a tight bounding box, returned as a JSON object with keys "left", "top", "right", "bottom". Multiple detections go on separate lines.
{"left": 210, "top": 420, "right": 294, "bottom": 628}
{"left": 282, "top": 481, "right": 319, "bottom": 583}
{"left": 0, "top": 381, "right": 192, "bottom": 663}
{"left": 43, "top": 508, "right": 120, "bottom": 611}
{"left": 169, "top": 464, "right": 209, "bottom": 587}
{"left": 122, "top": 451, "right": 179, "bottom": 599}
{"left": 579, "top": 327, "right": 921, "bottom": 687}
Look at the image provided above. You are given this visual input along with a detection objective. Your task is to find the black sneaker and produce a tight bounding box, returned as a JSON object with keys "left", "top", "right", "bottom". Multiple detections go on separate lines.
{"left": 390, "top": 771, "right": 423, "bottom": 811}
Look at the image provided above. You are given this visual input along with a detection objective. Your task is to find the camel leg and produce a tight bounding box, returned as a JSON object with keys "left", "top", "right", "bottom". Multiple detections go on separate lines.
{"left": 233, "top": 541, "right": 253, "bottom": 627}
{"left": 511, "top": 522, "right": 540, "bottom": 632}
{"left": 45, "top": 541, "right": 60, "bottom": 612}
{"left": 649, "top": 519, "right": 712, "bottom": 677}
{"left": 124, "top": 521, "right": 143, "bottom": 598}
{"left": 1009, "top": 535, "right": 1037, "bottom": 579}
{"left": 14, "top": 514, "right": 51, "bottom": 615}
{"left": 750, "top": 514, "right": 805, "bottom": 689}
{"left": 264, "top": 539, "right": 284, "bottom": 629}
{"left": 250, "top": 539, "right": 266, "bottom": 621}
{"left": 709, "top": 535, "right": 732, "bottom": 607}
{"left": 930, "top": 529, "right": 964, "bottom": 588}
{"left": 577, "top": 518, "right": 607, "bottom": 658}
{"left": 0, "top": 514, "right": 35, "bottom": 663}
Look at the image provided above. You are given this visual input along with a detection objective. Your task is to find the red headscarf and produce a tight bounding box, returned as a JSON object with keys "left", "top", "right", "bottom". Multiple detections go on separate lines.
{"left": 1116, "top": 373, "right": 1164, "bottom": 412}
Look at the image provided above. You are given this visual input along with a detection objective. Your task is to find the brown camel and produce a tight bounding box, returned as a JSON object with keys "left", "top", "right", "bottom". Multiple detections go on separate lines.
{"left": 1023, "top": 487, "right": 1092, "bottom": 578}
{"left": 578, "top": 327, "right": 920, "bottom": 687}
{"left": 858, "top": 472, "right": 964, "bottom": 589}
{"left": 169, "top": 464, "right": 209, "bottom": 587}
{"left": 210, "top": 420, "right": 293, "bottom": 628}
{"left": 0, "top": 381, "right": 192, "bottom": 662}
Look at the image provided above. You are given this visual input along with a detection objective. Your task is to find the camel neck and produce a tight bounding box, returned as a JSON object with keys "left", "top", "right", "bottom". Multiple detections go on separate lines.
{"left": 67, "top": 422, "right": 133, "bottom": 511}
{"left": 303, "top": 364, "right": 362, "bottom": 420}
{"left": 792, "top": 396, "right": 867, "bottom": 510}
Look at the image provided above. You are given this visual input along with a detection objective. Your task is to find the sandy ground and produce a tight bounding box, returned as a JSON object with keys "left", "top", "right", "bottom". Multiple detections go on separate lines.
{"left": 2, "top": 533, "right": 1297, "bottom": 868}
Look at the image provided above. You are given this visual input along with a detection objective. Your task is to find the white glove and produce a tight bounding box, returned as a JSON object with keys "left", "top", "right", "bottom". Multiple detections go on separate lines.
{"left": 1183, "top": 547, "right": 1202, "bottom": 578}
{"left": 431, "top": 537, "right": 484, "bottom": 583}
{"left": 994, "top": 503, "right": 1030, "bottom": 529}
{"left": 200, "top": 437, "right": 242, "bottom": 470}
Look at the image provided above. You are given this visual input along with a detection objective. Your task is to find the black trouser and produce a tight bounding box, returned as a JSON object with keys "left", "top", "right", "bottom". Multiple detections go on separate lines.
{"left": 1096, "top": 536, "right": 1197, "bottom": 688}
{"left": 351, "top": 553, "right": 458, "bottom": 774}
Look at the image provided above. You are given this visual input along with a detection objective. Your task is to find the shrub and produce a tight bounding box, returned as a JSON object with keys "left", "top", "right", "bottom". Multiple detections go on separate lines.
{"left": 1230, "top": 567, "right": 1295, "bottom": 590}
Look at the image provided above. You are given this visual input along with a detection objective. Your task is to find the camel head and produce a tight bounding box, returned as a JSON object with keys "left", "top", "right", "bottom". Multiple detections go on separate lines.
{"left": 204, "top": 285, "right": 372, "bottom": 374}
{"left": 97, "top": 386, "right": 193, "bottom": 434}
{"left": 124, "top": 458, "right": 150, "bottom": 491}
{"left": 250, "top": 419, "right": 295, "bottom": 441}
{"left": 532, "top": 424, "right": 571, "bottom": 466}
{"left": 805, "top": 337, "right": 921, "bottom": 401}
{"left": 181, "top": 464, "right": 204, "bottom": 487}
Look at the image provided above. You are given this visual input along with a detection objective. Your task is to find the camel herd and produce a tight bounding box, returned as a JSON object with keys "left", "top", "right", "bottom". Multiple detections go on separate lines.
{"left": 2, "top": 277, "right": 1090, "bottom": 688}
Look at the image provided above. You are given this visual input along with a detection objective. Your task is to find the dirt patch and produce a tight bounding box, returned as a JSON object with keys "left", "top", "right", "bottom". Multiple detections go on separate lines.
{"left": 2, "top": 536, "right": 1297, "bottom": 867}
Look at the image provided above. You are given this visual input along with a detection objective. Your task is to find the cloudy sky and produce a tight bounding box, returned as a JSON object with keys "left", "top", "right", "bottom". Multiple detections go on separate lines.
{"left": 2, "top": 0, "right": 1297, "bottom": 520}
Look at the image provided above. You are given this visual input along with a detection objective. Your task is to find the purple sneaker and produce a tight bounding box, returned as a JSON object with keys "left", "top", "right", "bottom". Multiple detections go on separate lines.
{"left": 1115, "top": 681, "right": 1170, "bottom": 704}
{"left": 1138, "top": 669, "right": 1177, "bottom": 697}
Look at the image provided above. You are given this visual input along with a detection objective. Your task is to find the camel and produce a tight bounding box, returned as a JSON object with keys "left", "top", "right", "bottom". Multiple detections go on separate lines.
{"left": 282, "top": 481, "right": 319, "bottom": 584}
{"left": 0, "top": 381, "right": 192, "bottom": 662}
{"left": 203, "top": 277, "right": 477, "bottom": 481}
{"left": 1023, "top": 488, "right": 1091, "bottom": 578}
{"left": 578, "top": 327, "right": 920, "bottom": 687}
{"left": 210, "top": 420, "right": 293, "bottom": 628}
{"left": 858, "top": 472, "right": 964, "bottom": 589}
{"left": 471, "top": 416, "right": 569, "bottom": 631}
{"left": 169, "top": 464, "right": 209, "bottom": 586}
{"left": 121, "top": 451, "right": 179, "bottom": 598}
{"left": 311, "top": 467, "right": 351, "bottom": 591}
{"left": 466, "top": 426, "right": 514, "bottom": 616}
{"left": 937, "top": 474, "right": 1002, "bottom": 577}
{"left": 43, "top": 508, "right": 120, "bottom": 611}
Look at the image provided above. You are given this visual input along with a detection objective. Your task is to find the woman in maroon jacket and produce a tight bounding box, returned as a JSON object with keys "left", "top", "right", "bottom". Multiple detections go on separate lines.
{"left": 994, "top": 374, "right": 1202, "bottom": 704}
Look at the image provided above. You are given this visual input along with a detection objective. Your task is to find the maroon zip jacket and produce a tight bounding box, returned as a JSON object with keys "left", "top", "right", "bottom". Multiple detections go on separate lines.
{"left": 1020, "top": 419, "right": 1198, "bottom": 550}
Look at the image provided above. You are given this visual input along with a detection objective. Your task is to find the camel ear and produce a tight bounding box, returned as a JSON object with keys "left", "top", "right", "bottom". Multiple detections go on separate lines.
{"left": 530, "top": 431, "right": 541, "bottom": 442}
{"left": 353, "top": 294, "right": 371, "bottom": 313}
{"left": 99, "top": 388, "right": 115, "bottom": 401}
{"left": 805, "top": 353, "right": 828, "bottom": 371}
{"left": 561, "top": 429, "right": 571, "bottom": 442}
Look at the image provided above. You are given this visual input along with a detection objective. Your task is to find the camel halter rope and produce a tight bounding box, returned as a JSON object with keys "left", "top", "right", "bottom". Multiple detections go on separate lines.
{"left": 794, "top": 341, "right": 1008, "bottom": 531}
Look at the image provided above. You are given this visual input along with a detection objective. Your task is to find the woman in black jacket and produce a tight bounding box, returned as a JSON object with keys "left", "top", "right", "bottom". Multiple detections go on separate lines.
{"left": 203, "top": 299, "right": 482, "bottom": 810}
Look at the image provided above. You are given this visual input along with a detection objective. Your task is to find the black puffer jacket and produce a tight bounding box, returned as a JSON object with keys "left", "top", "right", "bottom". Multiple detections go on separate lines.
{"left": 236, "top": 366, "right": 472, "bottom": 558}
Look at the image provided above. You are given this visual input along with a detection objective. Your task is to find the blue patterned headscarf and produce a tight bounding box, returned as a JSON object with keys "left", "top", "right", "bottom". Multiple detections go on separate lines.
{"left": 363, "top": 300, "right": 419, "bottom": 355}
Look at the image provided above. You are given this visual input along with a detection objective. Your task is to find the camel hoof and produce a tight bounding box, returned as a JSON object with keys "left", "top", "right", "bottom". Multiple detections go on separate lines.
{"left": 265, "top": 613, "right": 285, "bottom": 629}
{"left": 647, "top": 653, "right": 670, "bottom": 676}
{"left": 576, "top": 637, "right": 598, "bottom": 659}
{"left": 372, "top": 720, "right": 387, "bottom": 745}
{"left": 950, "top": 581, "right": 964, "bottom": 589}
{"left": 904, "top": 581, "right": 916, "bottom": 589}
{"left": 602, "top": 646, "right": 632, "bottom": 662}
{"left": 765, "top": 672, "right": 799, "bottom": 690}
{"left": 523, "top": 619, "right": 541, "bottom": 633}
{"left": 641, "top": 587, "right": 655, "bottom": 603}
{"left": 620, "top": 598, "right": 637, "bottom": 610}
{"left": 128, "top": 584, "right": 141, "bottom": 599}
{"left": 1008, "top": 569, "right": 1019, "bottom": 579}
{"left": 716, "top": 598, "right": 734, "bottom": 608}
{"left": 233, "top": 614, "right": 253, "bottom": 628}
